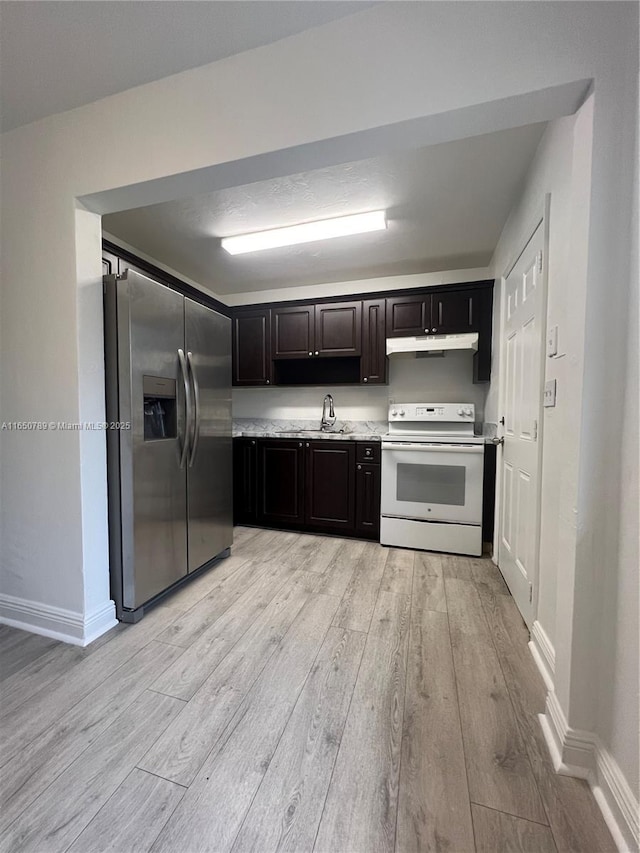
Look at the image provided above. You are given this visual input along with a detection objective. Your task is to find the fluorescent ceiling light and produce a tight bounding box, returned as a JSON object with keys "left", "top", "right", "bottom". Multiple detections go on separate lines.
{"left": 221, "top": 210, "right": 387, "bottom": 255}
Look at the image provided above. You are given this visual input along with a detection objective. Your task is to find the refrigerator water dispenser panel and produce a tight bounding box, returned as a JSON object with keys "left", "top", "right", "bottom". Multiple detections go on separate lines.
{"left": 143, "top": 375, "right": 177, "bottom": 440}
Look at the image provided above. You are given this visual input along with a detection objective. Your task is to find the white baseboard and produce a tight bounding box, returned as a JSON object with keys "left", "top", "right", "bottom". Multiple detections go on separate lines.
{"left": 540, "top": 689, "right": 639, "bottom": 852}
{"left": 0, "top": 594, "right": 117, "bottom": 646}
{"left": 529, "top": 619, "right": 556, "bottom": 692}
{"left": 81, "top": 601, "right": 119, "bottom": 645}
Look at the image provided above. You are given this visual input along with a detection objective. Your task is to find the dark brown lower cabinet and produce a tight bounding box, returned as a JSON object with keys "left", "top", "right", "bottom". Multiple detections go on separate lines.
{"left": 355, "top": 462, "right": 381, "bottom": 539}
{"left": 305, "top": 441, "right": 355, "bottom": 531}
{"left": 233, "top": 439, "right": 258, "bottom": 524}
{"left": 257, "top": 440, "right": 305, "bottom": 527}
{"left": 233, "top": 437, "right": 381, "bottom": 540}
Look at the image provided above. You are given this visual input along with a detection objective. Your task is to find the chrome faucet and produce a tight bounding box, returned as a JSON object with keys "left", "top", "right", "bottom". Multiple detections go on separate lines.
{"left": 321, "top": 394, "right": 336, "bottom": 431}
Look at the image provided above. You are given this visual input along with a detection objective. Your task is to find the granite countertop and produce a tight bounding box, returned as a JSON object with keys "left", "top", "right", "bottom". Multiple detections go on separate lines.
{"left": 233, "top": 418, "right": 500, "bottom": 443}
{"left": 233, "top": 418, "right": 386, "bottom": 442}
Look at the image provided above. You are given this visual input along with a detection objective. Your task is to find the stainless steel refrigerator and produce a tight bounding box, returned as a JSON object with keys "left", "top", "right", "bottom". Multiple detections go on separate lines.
{"left": 103, "top": 269, "right": 232, "bottom": 622}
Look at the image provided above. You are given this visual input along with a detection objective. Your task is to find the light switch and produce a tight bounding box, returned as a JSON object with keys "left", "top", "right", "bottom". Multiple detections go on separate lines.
{"left": 547, "top": 325, "right": 558, "bottom": 357}
{"left": 544, "top": 379, "right": 557, "bottom": 407}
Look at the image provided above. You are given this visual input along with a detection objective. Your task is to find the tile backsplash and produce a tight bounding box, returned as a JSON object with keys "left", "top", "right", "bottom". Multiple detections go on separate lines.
{"left": 232, "top": 351, "right": 489, "bottom": 423}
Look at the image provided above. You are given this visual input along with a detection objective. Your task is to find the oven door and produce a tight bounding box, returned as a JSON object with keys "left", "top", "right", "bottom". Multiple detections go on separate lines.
{"left": 381, "top": 441, "right": 484, "bottom": 525}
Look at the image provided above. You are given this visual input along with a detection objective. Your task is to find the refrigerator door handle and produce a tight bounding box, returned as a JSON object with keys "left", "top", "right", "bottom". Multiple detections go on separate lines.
{"left": 187, "top": 350, "right": 201, "bottom": 468}
{"left": 177, "top": 348, "right": 192, "bottom": 469}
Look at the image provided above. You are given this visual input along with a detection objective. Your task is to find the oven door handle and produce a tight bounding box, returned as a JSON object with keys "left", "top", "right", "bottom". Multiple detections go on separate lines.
{"left": 382, "top": 443, "right": 484, "bottom": 454}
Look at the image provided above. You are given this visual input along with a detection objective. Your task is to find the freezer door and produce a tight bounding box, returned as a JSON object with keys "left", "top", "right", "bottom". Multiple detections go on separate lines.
{"left": 185, "top": 298, "right": 233, "bottom": 571}
{"left": 117, "top": 271, "right": 188, "bottom": 609}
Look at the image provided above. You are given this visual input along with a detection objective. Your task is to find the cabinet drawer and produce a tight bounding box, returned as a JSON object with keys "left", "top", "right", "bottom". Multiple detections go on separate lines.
{"left": 356, "top": 442, "right": 380, "bottom": 464}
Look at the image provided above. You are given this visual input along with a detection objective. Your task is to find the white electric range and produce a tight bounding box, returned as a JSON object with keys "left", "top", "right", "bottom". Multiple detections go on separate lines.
{"left": 380, "top": 402, "right": 485, "bottom": 556}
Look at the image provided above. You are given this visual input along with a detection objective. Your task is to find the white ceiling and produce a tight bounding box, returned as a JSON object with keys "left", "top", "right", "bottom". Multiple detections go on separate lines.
{"left": 0, "top": 1, "right": 373, "bottom": 132}
{"left": 103, "top": 123, "right": 546, "bottom": 295}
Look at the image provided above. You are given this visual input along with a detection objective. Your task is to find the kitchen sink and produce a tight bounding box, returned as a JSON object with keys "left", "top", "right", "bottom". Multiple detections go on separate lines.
{"left": 276, "top": 428, "right": 347, "bottom": 435}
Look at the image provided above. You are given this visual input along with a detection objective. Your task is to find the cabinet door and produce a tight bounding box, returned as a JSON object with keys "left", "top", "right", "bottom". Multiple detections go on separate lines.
{"left": 233, "top": 439, "right": 258, "bottom": 524}
{"left": 258, "top": 440, "right": 305, "bottom": 526}
{"left": 361, "top": 299, "right": 386, "bottom": 384}
{"left": 233, "top": 309, "right": 272, "bottom": 385}
{"left": 430, "top": 289, "right": 480, "bottom": 334}
{"left": 305, "top": 441, "right": 355, "bottom": 531}
{"left": 473, "top": 287, "right": 493, "bottom": 382}
{"left": 355, "top": 461, "right": 381, "bottom": 539}
{"left": 315, "top": 302, "right": 361, "bottom": 357}
{"left": 386, "top": 295, "right": 430, "bottom": 336}
{"left": 272, "top": 305, "right": 314, "bottom": 359}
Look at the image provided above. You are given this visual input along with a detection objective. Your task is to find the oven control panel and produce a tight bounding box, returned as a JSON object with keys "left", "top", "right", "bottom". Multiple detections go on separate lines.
{"left": 388, "top": 402, "right": 475, "bottom": 422}
{"left": 415, "top": 406, "right": 445, "bottom": 416}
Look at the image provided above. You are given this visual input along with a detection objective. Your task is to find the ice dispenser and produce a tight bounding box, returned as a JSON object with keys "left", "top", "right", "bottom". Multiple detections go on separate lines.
{"left": 143, "top": 375, "right": 177, "bottom": 440}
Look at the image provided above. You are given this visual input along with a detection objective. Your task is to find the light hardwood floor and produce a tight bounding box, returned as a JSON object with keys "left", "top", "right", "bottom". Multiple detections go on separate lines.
{"left": 0, "top": 529, "right": 615, "bottom": 853}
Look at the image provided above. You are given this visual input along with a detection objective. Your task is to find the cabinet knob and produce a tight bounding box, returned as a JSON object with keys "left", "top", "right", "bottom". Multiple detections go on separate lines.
{"left": 432, "top": 327, "right": 437, "bottom": 332}
{"left": 363, "top": 377, "right": 368, "bottom": 382}
{"left": 298, "top": 442, "right": 302, "bottom": 447}
{"left": 265, "top": 379, "right": 270, "bottom": 385}
{"left": 251, "top": 440, "right": 256, "bottom": 445}
{"left": 366, "top": 449, "right": 371, "bottom": 456}
{"left": 424, "top": 328, "right": 429, "bottom": 333}
{"left": 308, "top": 352, "right": 313, "bottom": 356}
{"left": 314, "top": 351, "right": 319, "bottom": 356}
{"left": 357, "top": 464, "right": 362, "bottom": 470}
{"left": 305, "top": 442, "right": 310, "bottom": 448}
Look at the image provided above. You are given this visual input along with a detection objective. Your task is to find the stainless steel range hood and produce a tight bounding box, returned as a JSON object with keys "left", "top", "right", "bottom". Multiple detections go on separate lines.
{"left": 386, "top": 332, "right": 479, "bottom": 356}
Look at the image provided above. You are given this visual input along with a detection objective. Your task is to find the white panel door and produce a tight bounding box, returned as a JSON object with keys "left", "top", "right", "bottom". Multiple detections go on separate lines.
{"left": 498, "top": 222, "right": 545, "bottom": 627}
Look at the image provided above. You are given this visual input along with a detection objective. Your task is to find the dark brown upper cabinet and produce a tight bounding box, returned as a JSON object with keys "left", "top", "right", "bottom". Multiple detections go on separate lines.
{"left": 314, "top": 302, "right": 361, "bottom": 357}
{"left": 232, "top": 308, "right": 272, "bottom": 385}
{"left": 386, "top": 287, "right": 484, "bottom": 336}
{"left": 386, "top": 294, "right": 430, "bottom": 336}
{"left": 272, "top": 302, "right": 361, "bottom": 359}
{"left": 431, "top": 289, "right": 480, "bottom": 334}
{"left": 271, "top": 305, "right": 314, "bottom": 359}
{"left": 361, "top": 299, "right": 386, "bottom": 384}
{"left": 229, "top": 279, "right": 492, "bottom": 386}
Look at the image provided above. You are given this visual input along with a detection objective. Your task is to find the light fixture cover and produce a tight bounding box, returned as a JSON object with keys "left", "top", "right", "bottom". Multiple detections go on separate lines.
{"left": 221, "top": 210, "right": 386, "bottom": 255}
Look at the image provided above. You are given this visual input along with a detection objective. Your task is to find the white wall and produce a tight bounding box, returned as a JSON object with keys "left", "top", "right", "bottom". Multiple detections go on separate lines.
{"left": 491, "top": 80, "right": 640, "bottom": 839}
{"left": 0, "top": 1, "right": 637, "bottom": 834}
{"left": 226, "top": 268, "right": 491, "bottom": 307}
{"left": 594, "top": 69, "right": 639, "bottom": 809}
{"left": 489, "top": 101, "right": 591, "bottom": 662}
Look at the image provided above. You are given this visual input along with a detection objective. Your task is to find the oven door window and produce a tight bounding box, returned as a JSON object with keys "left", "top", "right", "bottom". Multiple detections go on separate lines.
{"left": 381, "top": 445, "right": 484, "bottom": 524}
{"left": 397, "top": 462, "right": 466, "bottom": 506}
